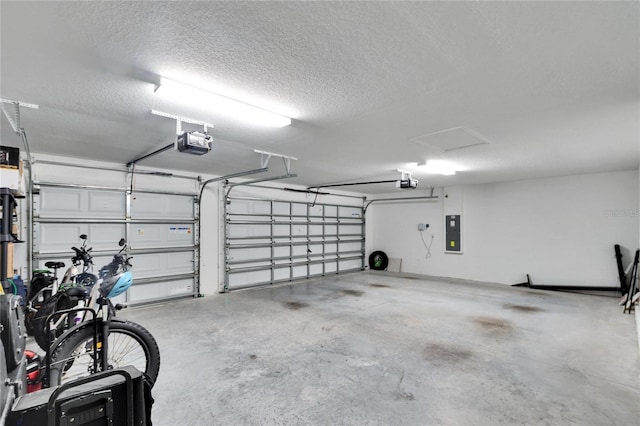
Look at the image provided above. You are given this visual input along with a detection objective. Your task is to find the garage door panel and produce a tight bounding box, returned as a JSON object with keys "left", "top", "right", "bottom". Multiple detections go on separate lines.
{"left": 309, "top": 244, "right": 323, "bottom": 255}
{"left": 292, "top": 246, "right": 307, "bottom": 256}
{"left": 324, "top": 206, "right": 337, "bottom": 217}
{"left": 129, "top": 278, "right": 195, "bottom": 300}
{"left": 130, "top": 224, "right": 194, "bottom": 248}
{"left": 308, "top": 204, "right": 323, "bottom": 216}
{"left": 291, "top": 224, "right": 306, "bottom": 236}
{"left": 310, "top": 264, "right": 323, "bottom": 275}
{"left": 131, "top": 193, "right": 193, "bottom": 219}
{"left": 309, "top": 225, "right": 323, "bottom": 236}
{"left": 292, "top": 266, "right": 306, "bottom": 278}
{"left": 38, "top": 188, "right": 125, "bottom": 218}
{"left": 228, "top": 270, "right": 271, "bottom": 288}
{"left": 340, "top": 225, "right": 362, "bottom": 235}
{"left": 38, "top": 188, "right": 82, "bottom": 215}
{"left": 228, "top": 224, "right": 270, "bottom": 238}
{"left": 36, "top": 224, "right": 126, "bottom": 254}
{"left": 272, "top": 202, "right": 289, "bottom": 215}
{"left": 131, "top": 252, "right": 194, "bottom": 279}
{"left": 87, "top": 224, "right": 127, "bottom": 249}
{"left": 291, "top": 203, "right": 306, "bottom": 216}
{"left": 88, "top": 192, "right": 126, "bottom": 216}
{"left": 273, "top": 246, "right": 289, "bottom": 257}
{"left": 339, "top": 242, "right": 361, "bottom": 253}
{"left": 273, "top": 225, "right": 289, "bottom": 236}
{"left": 228, "top": 199, "right": 270, "bottom": 215}
{"left": 228, "top": 247, "right": 270, "bottom": 262}
{"left": 36, "top": 224, "right": 83, "bottom": 253}
{"left": 339, "top": 206, "right": 362, "bottom": 219}
{"left": 273, "top": 268, "right": 290, "bottom": 281}
{"left": 340, "top": 259, "right": 361, "bottom": 270}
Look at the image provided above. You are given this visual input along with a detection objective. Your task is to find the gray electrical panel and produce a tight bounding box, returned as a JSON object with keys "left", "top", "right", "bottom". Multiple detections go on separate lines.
{"left": 445, "top": 214, "right": 461, "bottom": 253}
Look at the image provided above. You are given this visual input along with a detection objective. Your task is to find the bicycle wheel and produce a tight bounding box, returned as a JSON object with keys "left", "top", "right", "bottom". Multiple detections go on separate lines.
{"left": 48, "top": 319, "right": 160, "bottom": 387}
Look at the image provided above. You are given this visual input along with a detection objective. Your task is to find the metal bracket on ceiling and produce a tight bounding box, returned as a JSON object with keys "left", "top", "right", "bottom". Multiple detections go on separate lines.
{"left": 396, "top": 169, "right": 413, "bottom": 181}
{"left": 150, "top": 110, "right": 214, "bottom": 135}
{"left": 1, "top": 98, "right": 39, "bottom": 134}
{"left": 253, "top": 149, "right": 298, "bottom": 174}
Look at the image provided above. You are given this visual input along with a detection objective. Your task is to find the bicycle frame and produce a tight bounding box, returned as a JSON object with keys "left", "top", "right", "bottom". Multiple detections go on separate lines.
{"left": 44, "top": 306, "right": 98, "bottom": 388}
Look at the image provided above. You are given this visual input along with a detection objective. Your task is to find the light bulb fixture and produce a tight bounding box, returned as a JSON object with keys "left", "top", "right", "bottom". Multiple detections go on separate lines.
{"left": 155, "top": 78, "right": 292, "bottom": 128}
{"left": 417, "top": 160, "right": 458, "bottom": 176}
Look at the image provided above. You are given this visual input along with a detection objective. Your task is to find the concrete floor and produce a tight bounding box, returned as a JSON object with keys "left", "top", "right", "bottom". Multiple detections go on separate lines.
{"left": 122, "top": 272, "right": 640, "bottom": 425}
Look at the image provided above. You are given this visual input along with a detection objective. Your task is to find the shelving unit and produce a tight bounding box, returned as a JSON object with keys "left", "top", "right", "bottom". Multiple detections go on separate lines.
{"left": 1, "top": 187, "right": 24, "bottom": 289}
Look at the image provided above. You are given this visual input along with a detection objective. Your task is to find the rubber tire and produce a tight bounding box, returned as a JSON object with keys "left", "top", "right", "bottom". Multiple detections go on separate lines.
{"left": 48, "top": 319, "right": 160, "bottom": 387}
{"left": 369, "top": 251, "right": 389, "bottom": 270}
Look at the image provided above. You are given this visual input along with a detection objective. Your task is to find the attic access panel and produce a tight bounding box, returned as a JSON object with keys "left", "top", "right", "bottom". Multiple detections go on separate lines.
{"left": 411, "top": 126, "right": 491, "bottom": 152}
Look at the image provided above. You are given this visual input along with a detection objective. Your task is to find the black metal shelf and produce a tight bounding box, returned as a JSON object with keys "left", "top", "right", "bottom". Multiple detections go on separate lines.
{"left": 1, "top": 188, "right": 24, "bottom": 286}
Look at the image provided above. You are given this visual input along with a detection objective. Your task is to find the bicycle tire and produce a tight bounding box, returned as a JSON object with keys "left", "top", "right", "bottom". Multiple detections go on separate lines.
{"left": 48, "top": 319, "right": 160, "bottom": 387}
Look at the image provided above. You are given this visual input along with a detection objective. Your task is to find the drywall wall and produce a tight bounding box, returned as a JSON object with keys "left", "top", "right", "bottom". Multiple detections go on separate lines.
{"left": 366, "top": 170, "right": 639, "bottom": 286}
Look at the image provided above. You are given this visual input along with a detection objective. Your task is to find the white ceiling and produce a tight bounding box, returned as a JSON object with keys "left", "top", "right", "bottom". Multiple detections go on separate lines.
{"left": 1, "top": 1, "right": 638, "bottom": 194}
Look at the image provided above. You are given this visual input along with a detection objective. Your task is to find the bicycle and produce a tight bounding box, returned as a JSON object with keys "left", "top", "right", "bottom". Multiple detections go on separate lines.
{"left": 44, "top": 239, "right": 161, "bottom": 388}
{"left": 26, "top": 234, "right": 98, "bottom": 350}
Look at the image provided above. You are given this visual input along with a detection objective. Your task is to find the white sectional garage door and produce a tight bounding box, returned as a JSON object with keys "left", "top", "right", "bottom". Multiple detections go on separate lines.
{"left": 224, "top": 196, "right": 364, "bottom": 291}
{"left": 33, "top": 183, "right": 199, "bottom": 304}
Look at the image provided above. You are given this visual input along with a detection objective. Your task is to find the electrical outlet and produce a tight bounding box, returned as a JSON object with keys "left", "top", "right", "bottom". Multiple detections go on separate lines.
{"left": 417, "top": 223, "right": 429, "bottom": 231}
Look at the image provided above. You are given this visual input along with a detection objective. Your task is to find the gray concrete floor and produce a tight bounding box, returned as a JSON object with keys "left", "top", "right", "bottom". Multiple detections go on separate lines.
{"left": 122, "top": 272, "right": 640, "bottom": 425}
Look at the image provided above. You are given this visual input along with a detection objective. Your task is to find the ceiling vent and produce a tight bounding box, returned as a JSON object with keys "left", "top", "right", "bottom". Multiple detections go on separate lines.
{"left": 411, "top": 126, "right": 491, "bottom": 152}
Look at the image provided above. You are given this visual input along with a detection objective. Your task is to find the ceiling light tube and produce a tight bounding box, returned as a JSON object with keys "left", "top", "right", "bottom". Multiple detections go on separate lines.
{"left": 155, "top": 78, "right": 291, "bottom": 128}
{"left": 418, "top": 160, "right": 457, "bottom": 176}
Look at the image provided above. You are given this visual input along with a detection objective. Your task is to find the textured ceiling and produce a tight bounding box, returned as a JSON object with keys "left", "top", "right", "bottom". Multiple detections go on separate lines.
{"left": 1, "top": 1, "right": 638, "bottom": 194}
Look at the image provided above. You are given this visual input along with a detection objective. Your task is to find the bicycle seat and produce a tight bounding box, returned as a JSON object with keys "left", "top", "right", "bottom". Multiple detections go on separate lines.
{"left": 44, "top": 261, "right": 65, "bottom": 269}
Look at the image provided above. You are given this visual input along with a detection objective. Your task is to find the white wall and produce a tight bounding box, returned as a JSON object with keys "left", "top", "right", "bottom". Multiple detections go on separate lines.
{"left": 367, "top": 170, "right": 639, "bottom": 286}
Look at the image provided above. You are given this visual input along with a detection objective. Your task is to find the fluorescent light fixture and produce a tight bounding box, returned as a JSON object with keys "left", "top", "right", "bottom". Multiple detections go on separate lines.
{"left": 418, "top": 160, "right": 459, "bottom": 176}
{"left": 155, "top": 78, "right": 291, "bottom": 128}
